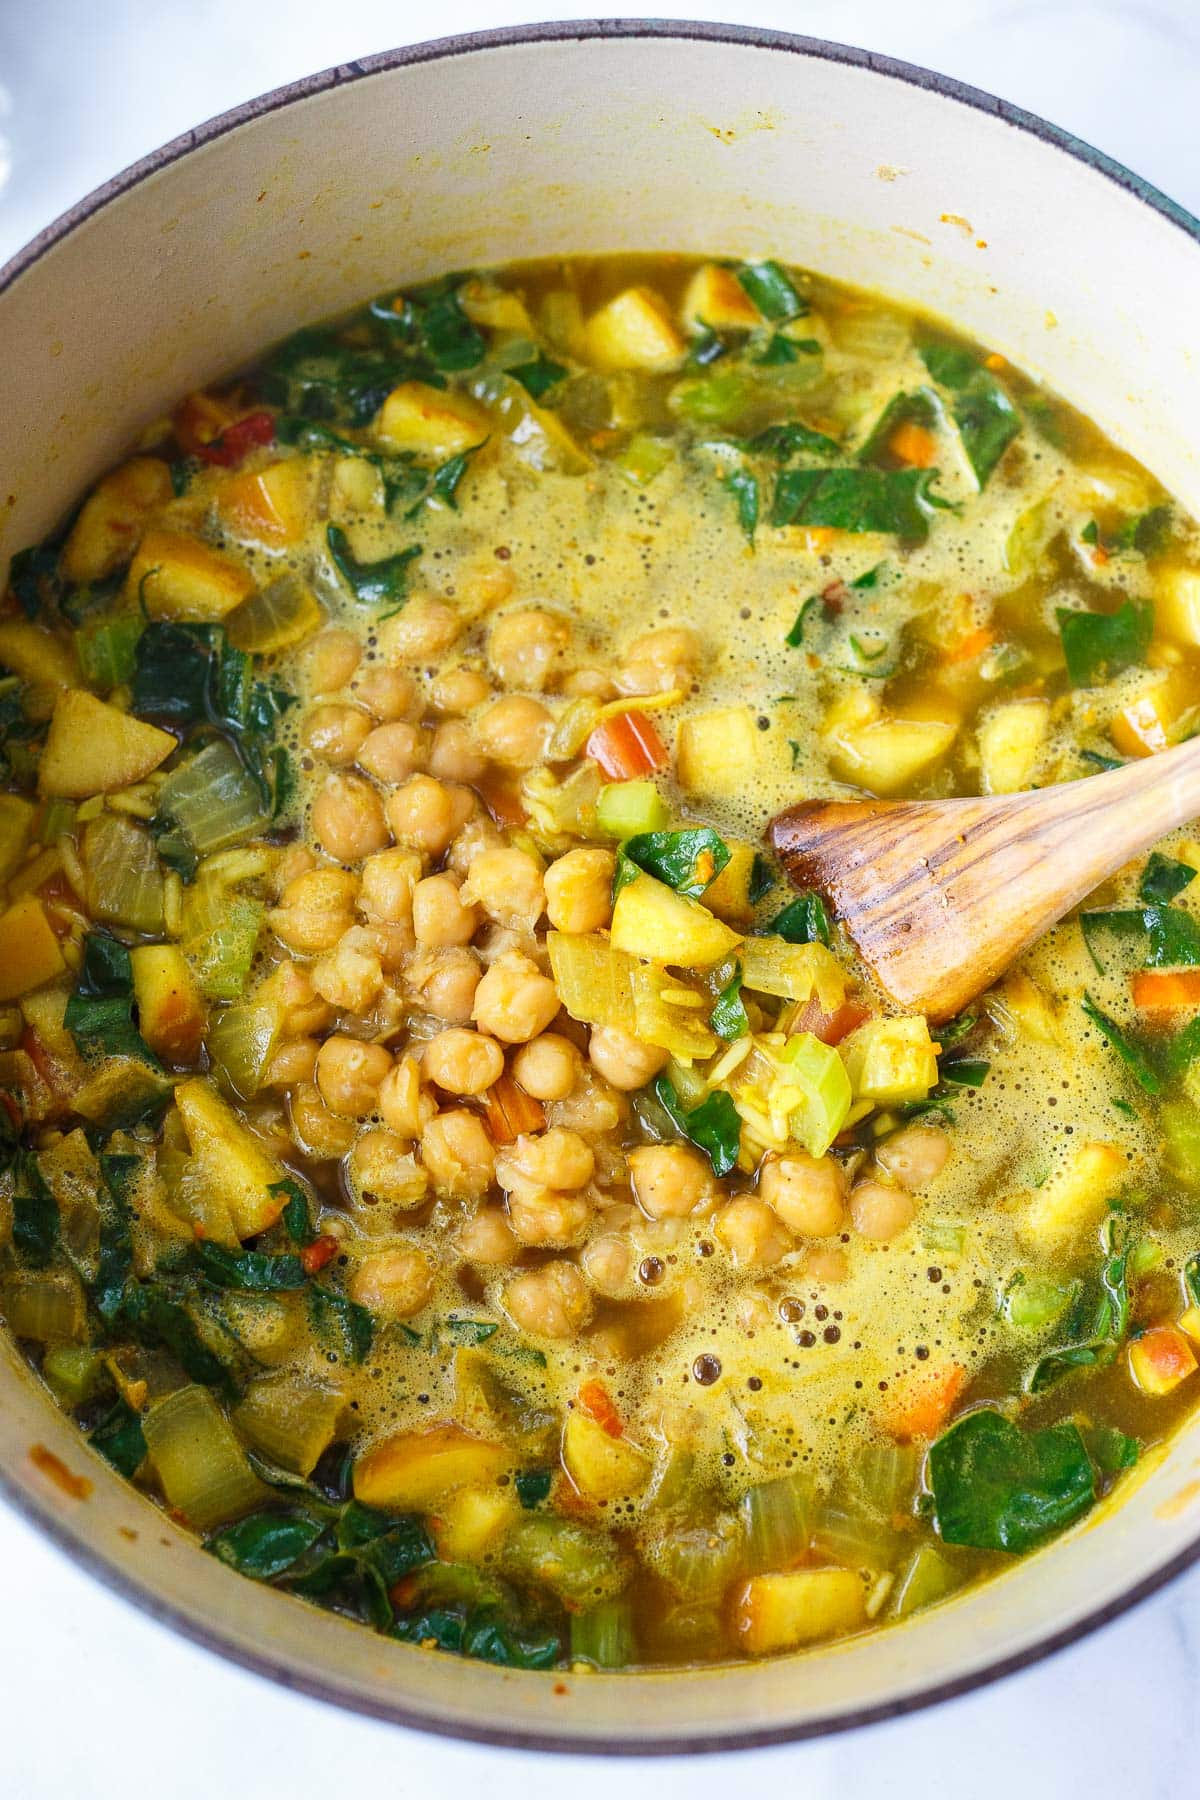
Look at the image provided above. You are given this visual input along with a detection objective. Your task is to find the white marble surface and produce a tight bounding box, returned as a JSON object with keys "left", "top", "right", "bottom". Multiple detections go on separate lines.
{"left": 2, "top": 3, "right": 1200, "bottom": 1794}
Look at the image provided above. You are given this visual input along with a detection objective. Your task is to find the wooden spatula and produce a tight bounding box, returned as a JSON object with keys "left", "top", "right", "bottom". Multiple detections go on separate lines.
{"left": 769, "top": 735, "right": 1200, "bottom": 1023}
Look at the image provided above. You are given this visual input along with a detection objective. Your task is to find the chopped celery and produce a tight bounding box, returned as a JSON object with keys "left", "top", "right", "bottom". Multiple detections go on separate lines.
{"left": 503, "top": 1514, "right": 626, "bottom": 1605}
{"left": 42, "top": 1343, "right": 108, "bottom": 1406}
{"left": 1162, "top": 1101, "right": 1200, "bottom": 1185}
{"left": 75, "top": 614, "right": 144, "bottom": 690}
{"left": 1003, "top": 1274, "right": 1078, "bottom": 1331}
{"left": 643, "top": 1513, "right": 743, "bottom": 1599}
{"left": 669, "top": 369, "right": 754, "bottom": 426}
{"left": 157, "top": 740, "right": 269, "bottom": 856}
{"left": 852, "top": 1441, "right": 919, "bottom": 1519}
{"left": 841, "top": 1015, "right": 940, "bottom": 1105}
{"left": 83, "top": 813, "right": 164, "bottom": 933}
{"left": 547, "top": 930, "right": 637, "bottom": 1035}
{"left": 810, "top": 1496, "right": 897, "bottom": 1570}
{"left": 205, "top": 999, "right": 280, "bottom": 1098}
{"left": 233, "top": 1375, "right": 343, "bottom": 1476}
{"left": 141, "top": 1384, "right": 266, "bottom": 1531}
{"left": 770, "top": 1033, "right": 853, "bottom": 1156}
{"left": 38, "top": 798, "right": 75, "bottom": 846}
{"left": 891, "top": 1544, "right": 961, "bottom": 1617}
{"left": 184, "top": 896, "right": 266, "bottom": 1001}
{"left": 1, "top": 1269, "right": 86, "bottom": 1343}
{"left": 740, "top": 1472, "right": 812, "bottom": 1574}
{"left": 614, "top": 433, "right": 673, "bottom": 486}
{"left": 921, "top": 1221, "right": 967, "bottom": 1259}
{"left": 569, "top": 1597, "right": 636, "bottom": 1668}
{"left": 520, "top": 763, "right": 601, "bottom": 845}
{"left": 595, "top": 779, "right": 671, "bottom": 839}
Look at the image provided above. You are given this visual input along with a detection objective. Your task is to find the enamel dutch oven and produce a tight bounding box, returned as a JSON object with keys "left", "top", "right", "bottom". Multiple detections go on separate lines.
{"left": 2, "top": 20, "right": 1200, "bottom": 1752}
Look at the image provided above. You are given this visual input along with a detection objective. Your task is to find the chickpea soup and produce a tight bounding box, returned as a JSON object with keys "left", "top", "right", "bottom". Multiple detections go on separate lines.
{"left": 3, "top": 254, "right": 1200, "bottom": 1671}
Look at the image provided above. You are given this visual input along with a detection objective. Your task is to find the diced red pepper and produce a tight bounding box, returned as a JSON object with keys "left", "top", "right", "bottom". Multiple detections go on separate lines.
{"left": 794, "top": 994, "right": 872, "bottom": 1046}
{"left": 585, "top": 709, "right": 668, "bottom": 780}
{"left": 576, "top": 1379, "right": 623, "bottom": 1438}
{"left": 300, "top": 1235, "right": 339, "bottom": 1275}
{"left": 484, "top": 1074, "right": 546, "bottom": 1145}
{"left": 196, "top": 409, "right": 276, "bottom": 468}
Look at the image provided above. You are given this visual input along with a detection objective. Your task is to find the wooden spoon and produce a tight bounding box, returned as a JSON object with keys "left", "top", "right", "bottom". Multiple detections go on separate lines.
{"left": 769, "top": 736, "right": 1200, "bottom": 1023}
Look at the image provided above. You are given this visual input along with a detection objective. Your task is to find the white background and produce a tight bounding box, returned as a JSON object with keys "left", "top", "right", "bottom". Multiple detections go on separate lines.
{"left": 2, "top": 3, "right": 1200, "bottom": 1795}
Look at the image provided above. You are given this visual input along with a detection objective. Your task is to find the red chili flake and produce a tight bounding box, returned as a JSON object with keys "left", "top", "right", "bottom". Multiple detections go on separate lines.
{"left": 300, "top": 1236, "right": 339, "bottom": 1275}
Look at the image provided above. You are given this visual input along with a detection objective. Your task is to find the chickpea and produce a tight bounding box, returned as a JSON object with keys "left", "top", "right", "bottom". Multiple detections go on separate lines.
{"left": 273, "top": 843, "right": 318, "bottom": 895}
{"left": 587, "top": 1025, "right": 668, "bottom": 1091}
{"left": 378, "top": 1052, "right": 435, "bottom": 1141}
{"left": 303, "top": 703, "right": 373, "bottom": 766}
{"left": 262, "top": 959, "right": 334, "bottom": 1036}
{"left": 503, "top": 1260, "right": 593, "bottom": 1339}
{"left": 386, "top": 775, "right": 474, "bottom": 856}
{"left": 445, "top": 813, "right": 505, "bottom": 879}
{"left": 714, "top": 1196, "right": 793, "bottom": 1267}
{"left": 265, "top": 1036, "right": 319, "bottom": 1088}
{"left": 306, "top": 627, "right": 360, "bottom": 693}
{"left": 544, "top": 847, "right": 615, "bottom": 935}
{"left": 549, "top": 1068, "right": 626, "bottom": 1135}
{"left": 358, "top": 847, "right": 421, "bottom": 926}
{"left": 420, "top": 1108, "right": 496, "bottom": 1199}
{"left": 431, "top": 666, "right": 492, "bottom": 714}
{"left": 349, "top": 1247, "right": 434, "bottom": 1320}
{"left": 312, "top": 773, "right": 391, "bottom": 863}
{"left": 423, "top": 1027, "right": 504, "bottom": 1096}
{"left": 457, "top": 1203, "right": 518, "bottom": 1265}
{"left": 805, "top": 1245, "right": 849, "bottom": 1284}
{"left": 462, "top": 845, "right": 545, "bottom": 933}
{"left": 507, "top": 1189, "right": 591, "bottom": 1247}
{"left": 562, "top": 667, "right": 616, "bottom": 701}
{"left": 487, "top": 608, "right": 571, "bottom": 691}
{"left": 760, "top": 1153, "right": 846, "bottom": 1237}
{"left": 314, "top": 1035, "right": 393, "bottom": 1118}
{"left": 429, "top": 720, "right": 488, "bottom": 784}
{"left": 511, "top": 1032, "right": 580, "bottom": 1102}
{"left": 290, "top": 1082, "right": 357, "bottom": 1158}
{"left": 496, "top": 1127, "right": 594, "bottom": 1193}
{"left": 269, "top": 868, "right": 359, "bottom": 954}
{"left": 472, "top": 949, "right": 560, "bottom": 1043}
{"left": 311, "top": 927, "right": 385, "bottom": 1013}
{"left": 475, "top": 696, "right": 553, "bottom": 768}
{"left": 357, "top": 720, "right": 427, "bottom": 785}
{"left": 849, "top": 1180, "right": 916, "bottom": 1242}
{"left": 628, "top": 1143, "right": 712, "bottom": 1219}
{"left": 353, "top": 664, "right": 417, "bottom": 722}
{"left": 618, "top": 625, "right": 700, "bottom": 697}
{"left": 348, "top": 1128, "right": 430, "bottom": 1209}
{"left": 405, "top": 946, "right": 482, "bottom": 1025}
{"left": 359, "top": 921, "right": 412, "bottom": 973}
{"left": 410, "top": 872, "right": 479, "bottom": 948}
{"left": 581, "top": 1233, "right": 631, "bottom": 1295}
{"left": 379, "top": 595, "right": 461, "bottom": 663}
{"left": 875, "top": 1125, "right": 951, "bottom": 1192}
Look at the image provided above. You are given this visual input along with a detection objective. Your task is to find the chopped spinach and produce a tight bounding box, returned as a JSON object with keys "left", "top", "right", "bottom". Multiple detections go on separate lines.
{"left": 1057, "top": 599, "right": 1152, "bottom": 687}
{"left": 771, "top": 466, "right": 943, "bottom": 543}
{"left": 93, "top": 1152, "right": 138, "bottom": 1321}
{"left": 1028, "top": 1213, "right": 1135, "bottom": 1391}
{"left": 710, "top": 962, "right": 750, "bottom": 1041}
{"left": 722, "top": 468, "right": 759, "bottom": 541}
{"left": 1083, "top": 505, "right": 1172, "bottom": 558}
{"left": 654, "top": 1076, "right": 741, "bottom": 1177}
{"left": 1081, "top": 905, "right": 1200, "bottom": 973}
{"left": 209, "top": 1510, "right": 325, "bottom": 1579}
{"left": 770, "top": 891, "right": 831, "bottom": 945}
{"left": 89, "top": 1398, "right": 147, "bottom": 1478}
{"left": 745, "top": 421, "right": 840, "bottom": 461}
{"left": 515, "top": 1468, "right": 553, "bottom": 1510}
{"left": 11, "top": 1153, "right": 58, "bottom": 1268}
{"left": 326, "top": 525, "right": 422, "bottom": 611}
{"left": 940, "top": 1059, "right": 990, "bottom": 1088}
{"left": 194, "top": 1243, "right": 307, "bottom": 1292}
{"left": 858, "top": 388, "right": 938, "bottom": 469}
{"left": 309, "top": 1282, "right": 374, "bottom": 1365}
{"left": 928, "top": 1409, "right": 1096, "bottom": 1553}
{"left": 117, "top": 1282, "right": 235, "bottom": 1396}
{"left": 616, "top": 827, "right": 730, "bottom": 899}
{"left": 272, "top": 1176, "right": 317, "bottom": 1248}
{"left": 1081, "top": 993, "right": 1161, "bottom": 1095}
{"left": 920, "top": 343, "right": 1020, "bottom": 487}
{"left": 510, "top": 355, "right": 568, "bottom": 399}
{"left": 64, "top": 933, "right": 160, "bottom": 1067}
{"left": 1140, "top": 853, "right": 1196, "bottom": 905}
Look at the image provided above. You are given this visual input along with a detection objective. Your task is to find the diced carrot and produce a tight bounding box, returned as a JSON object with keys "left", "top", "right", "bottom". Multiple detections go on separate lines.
{"left": 889, "top": 421, "right": 937, "bottom": 468}
{"left": 576, "top": 1380, "right": 624, "bottom": 1438}
{"left": 1129, "top": 1326, "right": 1197, "bottom": 1396}
{"left": 1131, "top": 969, "right": 1200, "bottom": 1013}
{"left": 943, "top": 626, "right": 993, "bottom": 665}
{"left": 300, "top": 1236, "right": 339, "bottom": 1275}
{"left": 984, "top": 353, "right": 1006, "bottom": 372}
{"left": 586, "top": 709, "right": 668, "bottom": 780}
{"left": 484, "top": 1074, "right": 546, "bottom": 1145}
{"left": 878, "top": 1361, "right": 967, "bottom": 1442}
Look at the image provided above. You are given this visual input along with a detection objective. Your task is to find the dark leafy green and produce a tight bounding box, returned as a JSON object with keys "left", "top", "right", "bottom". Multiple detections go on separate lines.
{"left": 118, "top": 1283, "right": 235, "bottom": 1396}
{"left": 11, "top": 1153, "right": 58, "bottom": 1268}
{"left": 920, "top": 343, "right": 1020, "bottom": 486}
{"left": 309, "top": 1283, "right": 374, "bottom": 1365}
{"left": 734, "top": 260, "right": 806, "bottom": 322}
{"left": 1081, "top": 994, "right": 1161, "bottom": 1095}
{"left": 928, "top": 1409, "right": 1096, "bottom": 1553}
{"left": 617, "top": 828, "right": 730, "bottom": 899}
{"left": 1082, "top": 505, "right": 1172, "bottom": 558}
{"left": 194, "top": 1243, "right": 307, "bottom": 1292}
{"left": 510, "top": 355, "right": 568, "bottom": 399}
{"left": 64, "top": 933, "right": 160, "bottom": 1067}
{"left": 771, "top": 466, "right": 943, "bottom": 543}
{"left": 209, "top": 1510, "right": 325, "bottom": 1579}
{"left": 654, "top": 1077, "right": 741, "bottom": 1177}
{"left": 722, "top": 469, "right": 759, "bottom": 541}
{"left": 515, "top": 1469, "right": 553, "bottom": 1510}
{"left": 745, "top": 421, "right": 840, "bottom": 461}
{"left": 1081, "top": 905, "right": 1200, "bottom": 973}
{"left": 93, "top": 1152, "right": 138, "bottom": 1322}
{"left": 89, "top": 1398, "right": 146, "bottom": 1478}
{"left": 273, "top": 1176, "right": 317, "bottom": 1248}
{"left": 770, "top": 891, "right": 831, "bottom": 945}
{"left": 1057, "top": 600, "right": 1152, "bottom": 687}
{"left": 940, "top": 1059, "right": 990, "bottom": 1087}
{"left": 326, "top": 525, "right": 422, "bottom": 610}
{"left": 710, "top": 963, "right": 750, "bottom": 1041}
{"left": 858, "top": 388, "right": 938, "bottom": 468}
{"left": 1028, "top": 1213, "right": 1135, "bottom": 1392}
{"left": 1140, "top": 853, "right": 1196, "bottom": 904}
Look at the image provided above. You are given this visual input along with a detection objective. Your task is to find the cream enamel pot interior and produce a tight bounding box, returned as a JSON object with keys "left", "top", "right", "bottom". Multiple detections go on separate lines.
{"left": 3, "top": 20, "right": 1200, "bottom": 1753}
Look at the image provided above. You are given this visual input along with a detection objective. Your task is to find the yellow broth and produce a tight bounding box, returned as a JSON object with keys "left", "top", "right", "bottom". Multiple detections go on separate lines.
{"left": 1, "top": 253, "right": 1200, "bottom": 1670}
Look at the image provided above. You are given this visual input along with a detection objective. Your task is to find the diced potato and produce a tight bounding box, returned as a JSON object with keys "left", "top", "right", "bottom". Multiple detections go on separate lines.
{"left": 824, "top": 691, "right": 958, "bottom": 795}
{"left": 1178, "top": 1305, "right": 1200, "bottom": 1346}
{"left": 680, "top": 264, "right": 760, "bottom": 331}
{"left": 354, "top": 1422, "right": 509, "bottom": 1511}
{"left": 0, "top": 620, "right": 79, "bottom": 692}
{"left": 38, "top": 690, "right": 175, "bottom": 798}
{"left": 1129, "top": 1326, "right": 1197, "bottom": 1396}
{"left": 175, "top": 1077, "right": 286, "bottom": 1239}
{"left": 991, "top": 971, "right": 1061, "bottom": 1045}
{"left": 376, "top": 382, "right": 490, "bottom": 459}
{"left": 62, "top": 456, "right": 174, "bottom": 583}
{"left": 841, "top": 1015, "right": 940, "bottom": 1104}
{"left": 1020, "top": 1140, "right": 1126, "bottom": 1248}
{"left": 0, "top": 794, "right": 34, "bottom": 882}
{"left": 585, "top": 287, "right": 685, "bottom": 372}
{"left": 677, "top": 707, "right": 759, "bottom": 798}
{"left": 126, "top": 529, "right": 255, "bottom": 621}
{"left": 1154, "top": 566, "right": 1200, "bottom": 646}
{"left": 563, "top": 1410, "right": 651, "bottom": 1501}
{"left": 0, "top": 895, "right": 66, "bottom": 1000}
{"left": 703, "top": 839, "right": 759, "bottom": 924}
{"left": 610, "top": 872, "right": 743, "bottom": 967}
{"left": 1110, "top": 671, "right": 1188, "bottom": 758}
{"left": 977, "top": 699, "right": 1050, "bottom": 794}
{"left": 434, "top": 1485, "right": 520, "bottom": 1562}
{"left": 130, "top": 945, "right": 207, "bottom": 1063}
{"left": 732, "top": 1567, "right": 867, "bottom": 1655}
{"left": 215, "top": 458, "right": 314, "bottom": 547}
{"left": 460, "top": 280, "right": 534, "bottom": 335}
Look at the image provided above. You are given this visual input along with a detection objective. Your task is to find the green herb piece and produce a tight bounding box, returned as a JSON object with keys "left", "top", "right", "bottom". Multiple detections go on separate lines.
{"left": 1027, "top": 1214, "right": 1135, "bottom": 1391}
{"left": 735, "top": 260, "right": 806, "bottom": 322}
{"left": 711, "top": 963, "right": 750, "bottom": 1041}
{"left": 748, "top": 854, "right": 774, "bottom": 905}
{"left": 8, "top": 542, "right": 63, "bottom": 619}
{"left": 1056, "top": 599, "right": 1153, "bottom": 687}
{"left": 1086, "top": 1425, "right": 1139, "bottom": 1476}
{"left": 920, "top": 344, "right": 1020, "bottom": 486}
{"left": 617, "top": 828, "right": 730, "bottom": 899}
{"left": 76, "top": 615, "right": 144, "bottom": 690}
{"left": 928, "top": 1409, "right": 1096, "bottom": 1553}
{"left": 857, "top": 388, "right": 938, "bottom": 468}
{"left": 936, "top": 1009, "right": 978, "bottom": 1047}
{"left": 510, "top": 355, "right": 568, "bottom": 399}
{"left": 93, "top": 1152, "right": 138, "bottom": 1322}
{"left": 515, "top": 1469, "right": 553, "bottom": 1510}
{"left": 687, "top": 323, "right": 729, "bottom": 368}
{"left": 940, "top": 1059, "right": 990, "bottom": 1088}
{"left": 12, "top": 1153, "right": 58, "bottom": 1268}
{"left": 309, "top": 1284, "right": 374, "bottom": 1364}
{"left": 770, "top": 891, "right": 831, "bottom": 945}
{"left": 1081, "top": 905, "right": 1200, "bottom": 973}
{"left": 722, "top": 468, "right": 760, "bottom": 541}
{"left": 89, "top": 1399, "right": 147, "bottom": 1478}
{"left": 64, "top": 934, "right": 160, "bottom": 1067}
{"left": 784, "top": 594, "right": 821, "bottom": 647}
{"left": 194, "top": 1243, "right": 307, "bottom": 1291}
{"left": 745, "top": 421, "right": 840, "bottom": 461}
{"left": 273, "top": 1176, "right": 317, "bottom": 1248}
{"left": 1184, "top": 1254, "right": 1200, "bottom": 1307}
{"left": 1081, "top": 994, "right": 1161, "bottom": 1094}
{"left": 442, "top": 1316, "right": 499, "bottom": 1346}
{"left": 1140, "top": 853, "right": 1196, "bottom": 904}
{"left": 413, "top": 281, "right": 487, "bottom": 372}
{"left": 771, "top": 466, "right": 943, "bottom": 543}
{"left": 209, "top": 1510, "right": 325, "bottom": 1579}
{"left": 654, "top": 1076, "right": 741, "bottom": 1176}
{"left": 326, "top": 525, "right": 422, "bottom": 609}
{"left": 1167, "top": 1018, "right": 1200, "bottom": 1077}
{"left": 118, "top": 1283, "right": 235, "bottom": 1396}
{"left": 1084, "top": 506, "right": 1173, "bottom": 558}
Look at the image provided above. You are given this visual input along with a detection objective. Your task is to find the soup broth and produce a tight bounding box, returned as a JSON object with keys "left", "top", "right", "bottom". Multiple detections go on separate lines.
{"left": 2, "top": 254, "right": 1200, "bottom": 1670}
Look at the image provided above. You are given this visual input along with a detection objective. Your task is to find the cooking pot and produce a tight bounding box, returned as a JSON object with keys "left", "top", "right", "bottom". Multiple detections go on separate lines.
{"left": 2, "top": 19, "right": 1199, "bottom": 1753}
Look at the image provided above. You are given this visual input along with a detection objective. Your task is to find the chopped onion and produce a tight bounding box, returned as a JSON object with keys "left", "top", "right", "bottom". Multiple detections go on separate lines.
{"left": 740, "top": 1472, "right": 812, "bottom": 1574}
{"left": 1, "top": 1270, "right": 86, "bottom": 1343}
{"left": 233, "top": 1375, "right": 343, "bottom": 1476}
